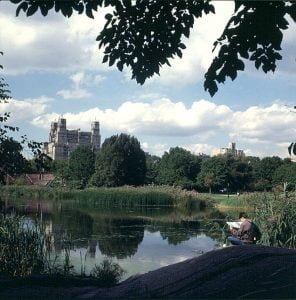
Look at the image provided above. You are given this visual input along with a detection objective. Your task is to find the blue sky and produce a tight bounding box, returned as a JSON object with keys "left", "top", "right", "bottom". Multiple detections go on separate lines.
{"left": 0, "top": 1, "right": 295, "bottom": 158}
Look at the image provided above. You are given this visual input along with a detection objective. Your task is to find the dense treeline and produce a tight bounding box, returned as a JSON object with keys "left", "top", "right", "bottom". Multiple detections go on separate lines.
{"left": 1, "top": 132, "right": 295, "bottom": 193}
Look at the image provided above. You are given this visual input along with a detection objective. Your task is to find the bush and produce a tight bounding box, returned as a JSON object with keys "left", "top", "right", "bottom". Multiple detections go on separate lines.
{"left": 90, "top": 258, "right": 125, "bottom": 286}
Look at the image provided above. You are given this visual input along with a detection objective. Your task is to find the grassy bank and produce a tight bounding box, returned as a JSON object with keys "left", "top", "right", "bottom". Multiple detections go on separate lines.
{"left": 210, "top": 192, "right": 266, "bottom": 211}
{"left": 209, "top": 191, "right": 296, "bottom": 248}
{"left": 0, "top": 185, "right": 208, "bottom": 209}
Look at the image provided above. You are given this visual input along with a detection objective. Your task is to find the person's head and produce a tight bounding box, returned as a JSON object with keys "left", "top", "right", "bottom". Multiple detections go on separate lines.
{"left": 239, "top": 212, "right": 248, "bottom": 221}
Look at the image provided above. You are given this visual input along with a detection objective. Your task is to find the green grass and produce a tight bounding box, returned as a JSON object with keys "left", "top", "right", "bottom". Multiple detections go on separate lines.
{"left": 204, "top": 192, "right": 268, "bottom": 210}
{"left": 0, "top": 185, "right": 210, "bottom": 209}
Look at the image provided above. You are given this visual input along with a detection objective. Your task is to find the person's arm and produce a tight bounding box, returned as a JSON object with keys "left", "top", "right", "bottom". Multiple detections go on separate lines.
{"left": 237, "top": 222, "right": 247, "bottom": 237}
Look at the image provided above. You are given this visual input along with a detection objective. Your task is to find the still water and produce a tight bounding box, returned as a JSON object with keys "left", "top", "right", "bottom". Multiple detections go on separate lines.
{"left": 3, "top": 198, "right": 227, "bottom": 280}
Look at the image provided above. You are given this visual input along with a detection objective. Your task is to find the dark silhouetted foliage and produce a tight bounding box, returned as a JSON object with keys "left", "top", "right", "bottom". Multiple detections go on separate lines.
{"left": 8, "top": 0, "right": 295, "bottom": 96}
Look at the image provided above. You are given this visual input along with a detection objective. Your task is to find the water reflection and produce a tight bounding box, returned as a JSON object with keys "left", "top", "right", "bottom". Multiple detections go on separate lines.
{"left": 1, "top": 197, "right": 227, "bottom": 278}
{"left": 95, "top": 218, "right": 145, "bottom": 259}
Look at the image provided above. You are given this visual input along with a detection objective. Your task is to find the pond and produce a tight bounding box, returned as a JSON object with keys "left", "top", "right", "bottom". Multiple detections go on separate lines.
{"left": 1, "top": 198, "right": 228, "bottom": 281}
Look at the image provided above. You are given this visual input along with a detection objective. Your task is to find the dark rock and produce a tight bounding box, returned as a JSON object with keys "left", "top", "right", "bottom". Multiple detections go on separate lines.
{"left": 1, "top": 245, "right": 295, "bottom": 299}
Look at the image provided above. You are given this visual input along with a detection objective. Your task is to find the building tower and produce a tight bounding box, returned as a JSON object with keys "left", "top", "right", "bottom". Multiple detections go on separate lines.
{"left": 91, "top": 121, "right": 101, "bottom": 152}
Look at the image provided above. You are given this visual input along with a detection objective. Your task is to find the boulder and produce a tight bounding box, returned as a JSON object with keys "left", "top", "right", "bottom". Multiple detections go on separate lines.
{"left": 1, "top": 245, "right": 295, "bottom": 299}
{"left": 77, "top": 245, "right": 296, "bottom": 299}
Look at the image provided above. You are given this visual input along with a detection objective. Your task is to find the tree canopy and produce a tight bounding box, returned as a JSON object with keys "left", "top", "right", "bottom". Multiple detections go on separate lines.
{"left": 156, "top": 147, "right": 201, "bottom": 189}
{"left": 91, "top": 133, "right": 146, "bottom": 187}
{"left": 0, "top": 138, "right": 27, "bottom": 183}
{"left": 68, "top": 145, "right": 96, "bottom": 186}
{"left": 7, "top": 0, "right": 295, "bottom": 96}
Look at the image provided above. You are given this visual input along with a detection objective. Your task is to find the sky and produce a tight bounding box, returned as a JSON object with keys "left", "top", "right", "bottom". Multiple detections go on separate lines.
{"left": 0, "top": 1, "right": 295, "bottom": 159}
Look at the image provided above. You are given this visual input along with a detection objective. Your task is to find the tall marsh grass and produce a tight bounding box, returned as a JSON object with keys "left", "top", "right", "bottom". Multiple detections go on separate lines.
{"left": 0, "top": 213, "right": 124, "bottom": 284}
{"left": 0, "top": 185, "right": 208, "bottom": 209}
{"left": 0, "top": 214, "right": 48, "bottom": 277}
{"left": 254, "top": 192, "right": 296, "bottom": 248}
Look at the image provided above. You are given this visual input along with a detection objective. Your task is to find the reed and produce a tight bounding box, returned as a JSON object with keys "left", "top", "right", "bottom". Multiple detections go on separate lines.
{"left": 0, "top": 213, "right": 125, "bottom": 285}
{"left": 0, "top": 214, "right": 47, "bottom": 277}
{"left": 254, "top": 192, "right": 296, "bottom": 248}
{"left": 0, "top": 185, "right": 209, "bottom": 208}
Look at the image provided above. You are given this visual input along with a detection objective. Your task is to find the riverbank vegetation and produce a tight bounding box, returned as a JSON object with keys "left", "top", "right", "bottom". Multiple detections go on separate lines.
{"left": 0, "top": 185, "right": 207, "bottom": 209}
{"left": 0, "top": 214, "right": 124, "bottom": 285}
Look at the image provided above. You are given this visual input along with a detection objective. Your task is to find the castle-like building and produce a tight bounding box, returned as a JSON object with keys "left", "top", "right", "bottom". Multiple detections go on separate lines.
{"left": 213, "top": 142, "right": 245, "bottom": 158}
{"left": 43, "top": 118, "right": 101, "bottom": 160}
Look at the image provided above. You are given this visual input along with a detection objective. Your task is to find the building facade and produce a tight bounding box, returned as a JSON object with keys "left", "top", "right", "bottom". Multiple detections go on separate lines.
{"left": 43, "top": 118, "right": 101, "bottom": 160}
{"left": 213, "top": 142, "right": 245, "bottom": 158}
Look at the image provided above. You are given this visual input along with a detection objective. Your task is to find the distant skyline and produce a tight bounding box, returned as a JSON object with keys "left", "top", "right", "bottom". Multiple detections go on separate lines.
{"left": 0, "top": 1, "right": 295, "bottom": 158}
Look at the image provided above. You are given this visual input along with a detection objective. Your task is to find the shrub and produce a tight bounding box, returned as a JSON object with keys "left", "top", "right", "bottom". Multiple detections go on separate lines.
{"left": 90, "top": 258, "right": 125, "bottom": 286}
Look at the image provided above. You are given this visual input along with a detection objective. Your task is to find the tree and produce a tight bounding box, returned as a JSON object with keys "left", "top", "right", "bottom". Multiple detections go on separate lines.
{"left": 252, "top": 156, "right": 283, "bottom": 191}
{"left": 197, "top": 156, "right": 229, "bottom": 192}
{"left": 28, "top": 153, "right": 53, "bottom": 173}
{"left": 145, "top": 153, "right": 160, "bottom": 184}
{"left": 8, "top": 1, "right": 295, "bottom": 96}
{"left": 1, "top": 54, "right": 42, "bottom": 183}
{"left": 68, "top": 145, "right": 95, "bottom": 187}
{"left": 272, "top": 162, "right": 296, "bottom": 192}
{"left": 0, "top": 138, "right": 27, "bottom": 183}
{"left": 156, "top": 147, "right": 201, "bottom": 189}
{"left": 229, "top": 158, "right": 253, "bottom": 192}
{"left": 51, "top": 159, "right": 70, "bottom": 185}
{"left": 91, "top": 133, "right": 146, "bottom": 187}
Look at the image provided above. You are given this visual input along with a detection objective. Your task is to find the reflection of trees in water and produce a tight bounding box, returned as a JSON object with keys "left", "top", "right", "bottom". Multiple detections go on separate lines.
{"left": 146, "top": 209, "right": 227, "bottom": 245}
{"left": 48, "top": 210, "right": 94, "bottom": 253}
{"left": 1, "top": 197, "right": 229, "bottom": 255}
{"left": 200, "top": 210, "right": 228, "bottom": 243}
{"left": 94, "top": 218, "right": 145, "bottom": 259}
{"left": 149, "top": 220, "right": 201, "bottom": 245}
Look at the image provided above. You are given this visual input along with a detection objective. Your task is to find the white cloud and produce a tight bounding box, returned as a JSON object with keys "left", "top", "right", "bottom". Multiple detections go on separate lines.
{"left": 0, "top": 3, "right": 111, "bottom": 74}
{"left": 230, "top": 103, "right": 295, "bottom": 144}
{"left": 1, "top": 1, "right": 294, "bottom": 86}
{"left": 57, "top": 71, "right": 106, "bottom": 99}
{"left": 57, "top": 88, "right": 92, "bottom": 100}
{"left": 183, "top": 143, "right": 217, "bottom": 156}
{"left": 29, "top": 98, "right": 295, "bottom": 157}
{"left": 0, "top": 98, "right": 49, "bottom": 122}
{"left": 31, "top": 98, "right": 232, "bottom": 136}
{"left": 142, "top": 142, "right": 169, "bottom": 157}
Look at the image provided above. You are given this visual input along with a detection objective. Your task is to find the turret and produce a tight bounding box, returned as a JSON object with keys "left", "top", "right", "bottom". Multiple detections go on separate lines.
{"left": 56, "top": 117, "right": 67, "bottom": 144}
{"left": 91, "top": 121, "right": 101, "bottom": 151}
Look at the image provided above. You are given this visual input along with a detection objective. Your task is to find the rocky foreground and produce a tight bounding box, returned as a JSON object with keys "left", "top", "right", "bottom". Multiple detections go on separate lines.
{"left": 1, "top": 245, "right": 295, "bottom": 299}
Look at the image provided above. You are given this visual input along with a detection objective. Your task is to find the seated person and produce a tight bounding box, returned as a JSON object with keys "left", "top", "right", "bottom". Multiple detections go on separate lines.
{"left": 227, "top": 212, "right": 256, "bottom": 245}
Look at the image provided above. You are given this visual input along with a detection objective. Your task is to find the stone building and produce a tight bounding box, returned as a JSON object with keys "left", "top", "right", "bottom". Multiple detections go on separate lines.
{"left": 213, "top": 142, "right": 245, "bottom": 158}
{"left": 43, "top": 118, "right": 101, "bottom": 160}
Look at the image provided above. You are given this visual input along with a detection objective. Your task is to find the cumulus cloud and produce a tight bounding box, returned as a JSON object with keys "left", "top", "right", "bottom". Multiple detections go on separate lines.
{"left": 28, "top": 98, "right": 295, "bottom": 157}
{"left": 183, "top": 143, "right": 218, "bottom": 156}
{"left": 141, "top": 142, "right": 170, "bottom": 157}
{"left": 31, "top": 99, "right": 231, "bottom": 138}
{"left": 230, "top": 103, "right": 295, "bottom": 144}
{"left": 0, "top": 2, "right": 111, "bottom": 74}
{"left": 0, "top": 98, "right": 49, "bottom": 122}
